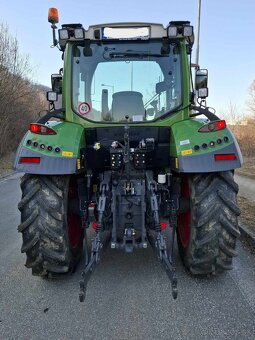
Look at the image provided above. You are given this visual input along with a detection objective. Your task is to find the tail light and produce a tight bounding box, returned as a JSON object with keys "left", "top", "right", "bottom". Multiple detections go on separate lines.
{"left": 19, "top": 157, "right": 41, "bottom": 164}
{"left": 214, "top": 154, "right": 236, "bottom": 161}
{"left": 91, "top": 221, "right": 97, "bottom": 230}
{"left": 199, "top": 120, "right": 226, "bottom": 132}
{"left": 30, "top": 123, "right": 56, "bottom": 135}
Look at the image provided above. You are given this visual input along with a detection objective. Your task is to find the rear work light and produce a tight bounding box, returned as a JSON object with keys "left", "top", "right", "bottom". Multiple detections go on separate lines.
{"left": 74, "top": 28, "right": 85, "bottom": 39}
{"left": 167, "top": 26, "right": 178, "bottom": 37}
{"left": 59, "top": 29, "right": 69, "bottom": 40}
{"left": 199, "top": 120, "right": 226, "bottom": 132}
{"left": 167, "top": 21, "right": 193, "bottom": 38}
{"left": 183, "top": 25, "right": 193, "bottom": 37}
{"left": 214, "top": 154, "right": 236, "bottom": 161}
{"left": 19, "top": 157, "right": 41, "bottom": 164}
{"left": 30, "top": 123, "right": 56, "bottom": 135}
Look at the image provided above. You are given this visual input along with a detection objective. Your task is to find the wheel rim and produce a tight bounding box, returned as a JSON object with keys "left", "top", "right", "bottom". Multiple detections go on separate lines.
{"left": 177, "top": 177, "right": 191, "bottom": 248}
{"left": 67, "top": 177, "right": 83, "bottom": 249}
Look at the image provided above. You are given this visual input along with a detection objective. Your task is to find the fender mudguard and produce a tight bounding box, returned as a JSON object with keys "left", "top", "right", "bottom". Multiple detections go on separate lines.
{"left": 13, "top": 121, "right": 85, "bottom": 175}
{"left": 170, "top": 119, "right": 243, "bottom": 173}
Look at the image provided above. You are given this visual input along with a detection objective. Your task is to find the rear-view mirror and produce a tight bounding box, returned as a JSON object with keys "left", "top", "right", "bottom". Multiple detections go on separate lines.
{"left": 195, "top": 69, "right": 208, "bottom": 99}
{"left": 195, "top": 69, "right": 208, "bottom": 90}
{"left": 51, "top": 74, "right": 62, "bottom": 94}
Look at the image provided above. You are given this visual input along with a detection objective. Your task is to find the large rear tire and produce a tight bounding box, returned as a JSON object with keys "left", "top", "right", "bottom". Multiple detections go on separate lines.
{"left": 177, "top": 171, "right": 240, "bottom": 275}
{"left": 18, "top": 174, "right": 84, "bottom": 277}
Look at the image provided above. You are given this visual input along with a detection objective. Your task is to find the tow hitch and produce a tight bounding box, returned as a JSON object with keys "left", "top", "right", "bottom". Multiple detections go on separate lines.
{"left": 79, "top": 125, "right": 178, "bottom": 302}
{"left": 79, "top": 170, "right": 178, "bottom": 302}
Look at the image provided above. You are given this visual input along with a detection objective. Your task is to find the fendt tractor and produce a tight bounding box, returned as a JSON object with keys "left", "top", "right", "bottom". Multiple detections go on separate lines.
{"left": 14, "top": 8, "right": 242, "bottom": 301}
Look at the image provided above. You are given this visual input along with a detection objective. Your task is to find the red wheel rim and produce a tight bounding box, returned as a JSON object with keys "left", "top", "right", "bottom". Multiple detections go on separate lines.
{"left": 67, "top": 213, "right": 82, "bottom": 249}
{"left": 67, "top": 178, "right": 83, "bottom": 249}
{"left": 177, "top": 177, "right": 191, "bottom": 248}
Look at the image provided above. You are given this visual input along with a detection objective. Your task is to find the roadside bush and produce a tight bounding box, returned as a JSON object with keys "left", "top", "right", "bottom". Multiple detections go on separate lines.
{"left": 229, "top": 124, "right": 255, "bottom": 157}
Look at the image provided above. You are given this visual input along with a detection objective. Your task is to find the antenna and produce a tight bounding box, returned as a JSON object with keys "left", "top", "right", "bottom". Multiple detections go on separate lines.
{"left": 195, "top": 0, "right": 202, "bottom": 67}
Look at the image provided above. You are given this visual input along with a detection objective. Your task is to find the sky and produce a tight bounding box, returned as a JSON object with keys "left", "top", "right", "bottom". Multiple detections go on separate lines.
{"left": 0, "top": 0, "right": 254, "bottom": 117}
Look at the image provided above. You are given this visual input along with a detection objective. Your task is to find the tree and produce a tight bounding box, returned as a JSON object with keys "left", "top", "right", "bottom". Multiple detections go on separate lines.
{"left": 247, "top": 80, "right": 255, "bottom": 116}
{"left": 221, "top": 101, "right": 243, "bottom": 125}
{"left": 0, "top": 23, "right": 48, "bottom": 157}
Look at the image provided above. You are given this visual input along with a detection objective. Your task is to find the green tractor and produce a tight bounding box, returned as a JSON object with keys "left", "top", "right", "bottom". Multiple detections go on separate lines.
{"left": 14, "top": 8, "right": 242, "bottom": 301}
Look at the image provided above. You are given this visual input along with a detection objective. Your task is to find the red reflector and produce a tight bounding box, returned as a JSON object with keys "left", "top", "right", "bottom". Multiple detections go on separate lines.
{"left": 160, "top": 221, "right": 167, "bottom": 230}
{"left": 91, "top": 221, "right": 97, "bottom": 230}
{"left": 214, "top": 154, "right": 236, "bottom": 161}
{"left": 19, "top": 157, "right": 41, "bottom": 164}
{"left": 30, "top": 123, "right": 56, "bottom": 135}
{"left": 216, "top": 120, "right": 226, "bottom": 129}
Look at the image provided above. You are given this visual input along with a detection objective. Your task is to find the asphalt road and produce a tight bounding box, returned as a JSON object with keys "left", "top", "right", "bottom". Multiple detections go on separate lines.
{"left": 0, "top": 173, "right": 255, "bottom": 340}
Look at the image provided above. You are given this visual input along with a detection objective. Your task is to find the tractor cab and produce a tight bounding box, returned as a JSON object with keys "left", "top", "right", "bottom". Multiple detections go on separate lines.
{"left": 48, "top": 15, "right": 195, "bottom": 125}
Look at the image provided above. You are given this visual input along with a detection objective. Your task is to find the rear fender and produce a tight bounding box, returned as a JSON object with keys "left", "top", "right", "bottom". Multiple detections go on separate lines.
{"left": 13, "top": 121, "right": 85, "bottom": 175}
{"left": 170, "top": 119, "right": 243, "bottom": 173}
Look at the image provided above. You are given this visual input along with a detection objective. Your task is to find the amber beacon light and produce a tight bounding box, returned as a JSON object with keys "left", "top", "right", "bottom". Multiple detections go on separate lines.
{"left": 48, "top": 8, "right": 59, "bottom": 24}
{"left": 48, "top": 8, "right": 59, "bottom": 47}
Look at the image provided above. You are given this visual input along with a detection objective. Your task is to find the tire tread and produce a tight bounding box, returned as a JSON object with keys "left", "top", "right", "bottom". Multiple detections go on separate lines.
{"left": 18, "top": 174, "right": 82, "bottom": 277}
{"left": 177, "top": 171, "right": 240, "bottom": 275}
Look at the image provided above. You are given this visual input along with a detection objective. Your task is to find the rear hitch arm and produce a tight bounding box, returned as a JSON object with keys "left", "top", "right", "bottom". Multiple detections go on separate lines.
{"left": 156, "top": 232, "right": 178, "bottom": 299}
{"left": 147, "top": 229, "right": 178, "bottom": 300}
{"left": 146, "top": 171, "right": 178, "bottom": 299}
{"left": 79, "top": 172, "right": 111, "bottom": 302}
{"left": 79, "top": 232, "right": 103, "bottom": 302}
